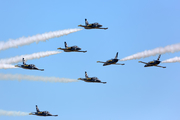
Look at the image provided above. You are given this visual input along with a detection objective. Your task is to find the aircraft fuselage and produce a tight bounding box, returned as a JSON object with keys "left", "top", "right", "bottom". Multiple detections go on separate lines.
{"left": 144, "top": 60, "right": 161, "bottom": 67}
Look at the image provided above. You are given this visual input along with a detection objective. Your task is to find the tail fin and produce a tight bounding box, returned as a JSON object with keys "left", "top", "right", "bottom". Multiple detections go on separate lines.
{"left": 85, "top": 71, "right": 88, "bottom": 78}
{"left": 114, "top": 52, "right": 118, "bottom": 59}
{"left": 36, "top": 105, "right": 40, "bottom": 112}
{"left": 22, "top": 58, "right": 26, "bottom": 65}
{"left": 157, "top": 54, "right": 161, "bottom": 61}
{"left": 64, "top": 42, "right": 68, "bottom": 48}
{"left": 85, "top": 19, "right": 89, "bottom": 26}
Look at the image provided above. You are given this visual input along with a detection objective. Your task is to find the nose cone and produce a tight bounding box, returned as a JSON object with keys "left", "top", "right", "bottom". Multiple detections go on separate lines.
{"left": 78, "top": 48, "right": 81, "bottom": 50}
{"left": 144, "top": 65, "right": 148, "bottom": 67}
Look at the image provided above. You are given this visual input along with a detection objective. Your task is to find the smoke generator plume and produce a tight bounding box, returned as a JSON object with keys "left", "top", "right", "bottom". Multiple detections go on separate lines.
{"left": 0, "top": 51, "right": 62, "bottom": 64}
{"left": 120, "top": 43, "right": 180, "bottom": 61}
{"left": 0, "top": 109, "right": 29, "bottom": 116}
{"left": 0, "top": 64, "right": 17, "bottom": 69}
{"left": 162, "top": 56, "right": 180, "bottom": 63}
{"left": 0, "top": 73, "right": 78, "bottom": 83}
{"left": 0, "top": 28, "right": 82, "bottom": 51}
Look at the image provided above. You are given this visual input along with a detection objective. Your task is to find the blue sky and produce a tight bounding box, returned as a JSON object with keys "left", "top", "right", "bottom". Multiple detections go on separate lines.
{"left": 0, "top": 0, "right": 180, "bottom": 120}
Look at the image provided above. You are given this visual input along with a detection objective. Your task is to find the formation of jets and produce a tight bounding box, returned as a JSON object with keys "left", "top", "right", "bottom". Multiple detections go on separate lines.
{"left": 7, "top": 18, "right": 168, "bottom": 117}
{"left": 29, "top": 105, "right": 58, "bottom": 117}
{"left": 12, "top": 19, "right": 166, "bottom": 88}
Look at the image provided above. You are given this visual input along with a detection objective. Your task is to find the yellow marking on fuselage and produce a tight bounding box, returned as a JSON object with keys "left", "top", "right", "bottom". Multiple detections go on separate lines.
{"left": 38, "top": 112, "right": 42, "bottom": 114}
{"left": 86, "top": 78, "right": 91, "bottom": 80}
{"left": 149, "top": 61, "right": 154, "bottom": 63}
{"left": 108, "top": 60, "right": 112, "bottom": 62}
{"left": 87, "top": 24, "right": 92, "bottom": 27}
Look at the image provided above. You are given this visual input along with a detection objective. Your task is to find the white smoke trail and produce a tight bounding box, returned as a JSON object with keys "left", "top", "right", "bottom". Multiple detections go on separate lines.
{"left": 120, "top": 43, "right": 180, "bottom": 61}
{"left": 0, "top": 28, "right": 82, "bottom": 51}
{"left": 0, "top": 73, "right": 78, "bottom": 83}
{"left": 0, "top": 51, "right": 62, "bottom": 64}
{"left": 0, "top": 109, "right": 29, "bottom": 116}
{"left": 162, "top": 56, "right": 180, "bottom": 63}
{"left": 0, "top": 64, "right": 17, "bottom": 69}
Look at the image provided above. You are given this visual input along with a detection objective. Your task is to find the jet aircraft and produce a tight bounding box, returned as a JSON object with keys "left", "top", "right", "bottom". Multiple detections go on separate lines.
{"left": 78, "top": 19, "right": 108, "bottom": 30}
{"left": 29, "top": 105, "right": 58, "bottom": 117}
{"left": 138, "top": 55, "right": 166, "bottom": 68}
{"left": 15, "top": 58, "right": 44, "bottom": 71}
{"left": 57, "top": 42, "right": 87, "bottom": 53}
{"left": 97, "top": 52, "right": 125, "bottom": 66}
{"left": 78, "top": 71, "right": 106, "bottom": 84}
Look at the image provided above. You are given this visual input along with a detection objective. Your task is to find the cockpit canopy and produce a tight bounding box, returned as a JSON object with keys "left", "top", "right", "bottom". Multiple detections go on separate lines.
{"left": 30, "top": 64, "right": 37, "bottom": 68}
{"left": 93, "top": 77, "right": 98, "bottom": 80}
{"left": 72, "top": 46, "right": 78, "bottom": 48}
{"left": 44, "top": 111, "right": 49, "bottom": 113}
{"left": 94, "top": 22, "right": 99, "bottom": 25}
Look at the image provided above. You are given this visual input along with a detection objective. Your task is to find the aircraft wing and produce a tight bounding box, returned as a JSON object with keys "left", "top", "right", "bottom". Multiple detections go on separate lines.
{"left": 76, "top": 50, "right": 87, "bottom": 53}
{"left": 38, "top": 69, "right": 44, "bottom": 71}
{"left": 97, "top": 27, "right": 108, "bottom": 30}
{"left": 156, "top": 65, "right": 166, "bottom": 68}
{"left": 15, "top": 65, "right": 20, "bottom": 67}
{"left": 57, "top": 48, "right": 66, "bottom": 50}
{"left": 115, "top": 63, "right": 125, "bottom": 65}
{"left": 138, "top": 61, "right": 148, "bottom": 64}
{"left": 97, "top": 61, "right": 106, "bottom": 63}
{"left": 101, "top": 82, "right": 107, "bottom": 84}
{"left": 78, "top": 25, "right": 86, "bottom": 27}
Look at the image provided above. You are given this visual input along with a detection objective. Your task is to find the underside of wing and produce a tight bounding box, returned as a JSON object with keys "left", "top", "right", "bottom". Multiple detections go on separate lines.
{"left": 138, "top": 61, "right": 148, "bottom": 64}
{"left": 97, "top": 61, "right": 106, "bottom": 63}
{"left": 97, "top": 27, "right": 108, "bottom": 30}
{"left": 115, "top": 63, "right": 125, "bottom": 65}
{"left": 156, "top": 65, "right": 166, "bottom": 68}
{"left": 76, "top": 50, "right": 87, "bottom": 53}
{"left": 57, "top": 48, "right": 65, "bottom": 50}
